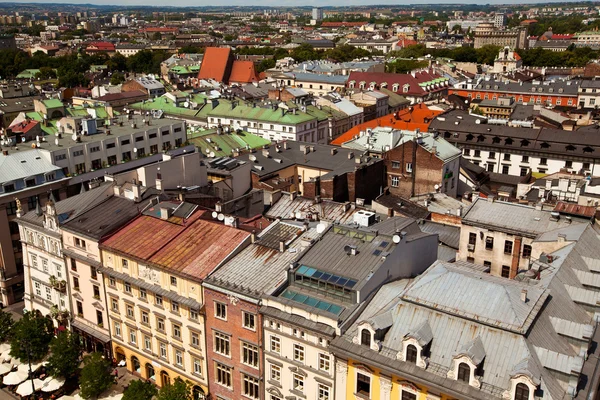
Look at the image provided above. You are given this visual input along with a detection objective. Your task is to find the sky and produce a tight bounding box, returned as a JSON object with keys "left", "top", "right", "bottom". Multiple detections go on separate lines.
{"left": 0, "top": 0, "right": 586, "bottom": 6}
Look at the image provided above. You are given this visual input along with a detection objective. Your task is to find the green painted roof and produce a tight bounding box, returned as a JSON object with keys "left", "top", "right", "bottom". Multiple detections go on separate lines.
{"left": 129, "top": 97, "right": 200, "bottom": 118}
{"left": 42, "top": 99, "right": 64, "bottom": 109}
{"left": 209, "top": 100, "right": 316, "bottom": 125}
{"left": 16, "top": 69, "right": 40, "bottom": 79}
{"left": 187, "top": 126, "right": 270, "bottom": 157}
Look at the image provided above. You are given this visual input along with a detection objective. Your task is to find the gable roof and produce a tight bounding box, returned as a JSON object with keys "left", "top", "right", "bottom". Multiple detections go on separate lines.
{"left": 229, "top": 60, "right": 258, "bottom": 84}
{"left": 197, "top": 47, "right": 233, "bottom": 83}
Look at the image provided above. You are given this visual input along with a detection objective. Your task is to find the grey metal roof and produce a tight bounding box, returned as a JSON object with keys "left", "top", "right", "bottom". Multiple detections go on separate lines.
{"left": 206, "top": 221, "right": 322, "bottom": 297}
{"left": 0, "top": 149, "right": 63, "bottom": 185}
{"left": 290, "top": 72, "right": 348, "bottom": 85}
{"left": 457, "top": 336, "right": 486, "bottom": 365}
{"left": 266, "top": 194, "right": 362, "bottom": 224}
{"left": 462, "top": 197, "right": 590, "bottom": 237}
{"left": 419, "top": 220, "right": 460, "bottom": 249}
{"left": 467, "top": 77, "right": 579, "bottom": 96}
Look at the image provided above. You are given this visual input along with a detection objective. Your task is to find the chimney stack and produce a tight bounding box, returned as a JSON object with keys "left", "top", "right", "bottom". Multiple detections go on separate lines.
{"left": 521, "top": 289, "right": 528, "bottom": 303}
{"left": 279, "top": 240, "right": 286, "bottom": 253}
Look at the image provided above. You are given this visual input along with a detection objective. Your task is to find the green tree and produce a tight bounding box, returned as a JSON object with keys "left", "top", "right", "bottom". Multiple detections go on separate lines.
{"left": 107, "top": 53, "right": 127, "bottom": 72}
{"left": 0, "top": 309, "right": 13, "bottom": 342}
{"left": 110, "top": 72, "right": 125, "bottom": 85}
{"left": 35, "top": 66, "right": 57, "bottom": 80}
{"left": 256, "top": 58, "right": 275, "bottom": 73}
{"left": 156, "top": 378, "right": 191, "bottom": 400}
{"left": 9, "top": 311, "right": 53, "bottom": 362}
{"left": 290, "top": 43, "right": 321, "bottom": 62}
{"left": 122, "top": 380, "right": 157, "bottom": 400}
{"left": 45, "top": 331, "right": 81, "bottom": 379}
{"left": 151, "top": 32, "right": 162, "bottom": 41}
{"left": 452, "top": 24, "right": 462, "bottom": 33}
{"left": 79, "top": 353, "right": 113, "bottom": 399}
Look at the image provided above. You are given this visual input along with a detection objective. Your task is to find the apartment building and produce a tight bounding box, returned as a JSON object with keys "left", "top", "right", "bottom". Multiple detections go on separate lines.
{"left": 577, "top": 80, "right": 600, "bottom": 108}
{"left": 260, "top": 217, "right": 438, "bottom": 400}
{"left": 473, "top": 22, "right": 527, "bottom": 49}
{"left": 100, "top": 204, "right": 250, "bottom": 398}
{"left": 18, "top": 184, "right": 113, "bottom": 326}
{"left": 457, "top": 197, "right": 590, "bottom": 278}
{"left": 429, "top": 110, "right": 600, "bottom": 176}
{"left": 202, "top": 221, "right": 320, "bottom": 400}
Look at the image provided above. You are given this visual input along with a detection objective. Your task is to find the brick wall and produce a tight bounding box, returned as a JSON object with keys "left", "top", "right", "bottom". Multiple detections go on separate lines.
{"left": 386, "top": 142, "right": 443, "bottom": 198}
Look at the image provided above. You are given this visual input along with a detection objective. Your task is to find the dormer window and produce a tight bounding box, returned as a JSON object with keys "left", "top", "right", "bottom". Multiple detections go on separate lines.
{"left": 360, "top": 329, "right": 371, "bottom": 347}
{"left": 392, "top": 84, "right": 399, "bottom": 92}
{"left": 457, "top": 363, "right": 471, "bottom": 382}
{"left": 515, "top": 383, "right": 529, "bottom": 400}
{"left": 406, "top": 345, "right": 418, "bottom": 363}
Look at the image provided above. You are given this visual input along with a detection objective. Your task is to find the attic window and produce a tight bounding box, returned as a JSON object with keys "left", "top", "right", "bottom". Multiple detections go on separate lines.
{"left": 492, "top": 137, "right": 501, "bottom": 144}
{"left": 477, "top": 135, "right": 485, "bottom": 142}
{"left": 406, "top": 345, "right": 418, "bottom": 363}
{"left": 583, "top": 146, "right": 594, "bottom": 153}
{"left": 444, "top": 132, "right": 451, "bottom": 139}
{"left": 520, "top": 139, "right": 529, "bottom": 147}
{"left": 466, "top": 134, "right": 474, "bottom": 141}
{"left": 548, "top": 88, "right": 554, "bottom": 93}
{"left": 566, "top": 144, "right": 576, "bottom": 151}
{"left": 361, "top": 329, "right": 371, "bottom": 347}
{"left": 457, "top": 363, "right": 471, "bottom": 383}
{"left": 540, "top": 142, "right": 550, "bottom": 148}
{"left": 505, "top": 138, "right": 513, "bottom": 145}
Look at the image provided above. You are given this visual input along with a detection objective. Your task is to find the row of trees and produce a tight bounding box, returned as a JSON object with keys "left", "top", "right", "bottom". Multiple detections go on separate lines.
{"left": 1, "top": 310, "right": 194, "bottom": 400}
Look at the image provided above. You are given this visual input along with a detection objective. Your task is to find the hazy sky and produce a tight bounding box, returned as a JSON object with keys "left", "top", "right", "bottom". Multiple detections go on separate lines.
{"left": 0, "top": 0, "right": 583, "bottom": 6}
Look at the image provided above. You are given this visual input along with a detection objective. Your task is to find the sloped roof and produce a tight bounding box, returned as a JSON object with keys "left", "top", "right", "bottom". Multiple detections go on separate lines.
{"left": 197, "top": 47, "right": 232, "bottom": 83}
{"left": 0, "top": 149, "right": 61, "bottom": 184}
{"left": 229, "top": 60, "right": 258, "bottom": 83}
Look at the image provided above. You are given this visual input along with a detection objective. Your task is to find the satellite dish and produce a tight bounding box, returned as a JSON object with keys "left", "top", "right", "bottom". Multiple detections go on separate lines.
{"left": 226, "top": 216, "right": 235, "bottom": 224}
{"left": 344, "top": 245, "right": 352, "bottom": 255}
{"left": 392, "top": 235, "right": 401, "bottom": 244}
{"left": 290, "top": 212, "right": 295, "bottom": 218}
{"left": 316, "top": 223, "right": 326, "bottom": 234}
{"left": 54, "top": 138, "right": 59, "bottom": 146}
{"left": 71, "top": 134, "right": 77, "bottom": 141}
{"left": 183, "top": 102, "right": 189, "bottom": 108}
{"left": 21, "top": 137, "right": 26, "bottom": 143}
{"left": 434, "top": 184, "right": 440, "bottom": 190}
{"left": 0, "top": 140, "right": 4, "bottom": 146}
{"left": 205, "top": 148, "right": 210, "bottom": 153}
{"left": 211, "top": 211, "right": 218, "bottom": 218}
{"left": 133, "top": 147, "right": 138, "bottom": 153}
{"left": 295, "top": 211, "right": 302, "bottom": 219}
{"left": 209, "top": 151, "right": 215, "bottom": 158}
{"left": 217, "top": 213, "right": 224, "bottom": 221}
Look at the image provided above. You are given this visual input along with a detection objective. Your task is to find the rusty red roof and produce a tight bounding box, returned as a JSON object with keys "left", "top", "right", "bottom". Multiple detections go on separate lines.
{"left": 229, "top": 60, "right": 258, "bottom": 84}
{"left": 553, "top": 201, "right": 596, "bottom": 218}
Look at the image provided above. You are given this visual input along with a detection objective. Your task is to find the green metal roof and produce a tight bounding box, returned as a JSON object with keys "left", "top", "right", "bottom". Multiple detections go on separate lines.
{"left": 188, "top": 126, "right": 270, "bottom": 157}
{"left": 209, "top": 100, "right": 316, "bottom": 125}
{"left": 42, "top": 99, "right": 64, "bottom": 109}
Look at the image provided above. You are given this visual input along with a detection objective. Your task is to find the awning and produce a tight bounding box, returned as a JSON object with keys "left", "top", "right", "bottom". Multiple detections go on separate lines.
{"left": 71, "top": 320, "right": 110, "bottom": 343}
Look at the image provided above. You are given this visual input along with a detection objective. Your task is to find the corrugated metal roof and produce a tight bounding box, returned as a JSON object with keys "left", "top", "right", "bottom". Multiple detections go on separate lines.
{"left": 0, "top": 149, "right": 62, "bottom": 184}
{"left": 266, "top": 194, "right": 361, "bottom": 224}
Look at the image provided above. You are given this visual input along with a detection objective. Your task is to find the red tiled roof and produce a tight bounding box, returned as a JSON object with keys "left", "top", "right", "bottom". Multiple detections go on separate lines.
{"left": 397, "top": 39, "right": 418, "bottom": 48}
{"left": 86, "top": 41, "right": 115, "bottom": 51}
{"left": 198, "top": 47, "right": 233, "bottom": 83}
{"left": 229, "top": 60, "right": 258, "bottom": 84}
{"left": 9, "top": 119, "right": 39, "bottom": 134}
{"left": 321, "top": 21, "right": 367, "bottom": 27}
{"left": 331, "top": 104, "right": 442, "bottom": 146}
{"left": 101, "top": 209, "right": 250, "bottom": 280}
{"left": 513, "top": 52, "right": 522, "bottom": 61}
{"left": 347, "top": 70, "right": 448, "bottom": 96}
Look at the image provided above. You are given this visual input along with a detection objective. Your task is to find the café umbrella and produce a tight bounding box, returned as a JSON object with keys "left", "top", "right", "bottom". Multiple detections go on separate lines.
{"left": 15, "top": 378, "right": 44, "bottom": 397}
{"left": 3, "top": 369, "right": 28, "bottom": 385}
{"left": 41, "top": 376, "right": 66, "bottom": 392}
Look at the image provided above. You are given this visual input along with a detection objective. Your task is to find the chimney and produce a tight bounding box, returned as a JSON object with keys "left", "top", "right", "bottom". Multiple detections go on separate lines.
{"left": 113, "top": 185, "right": 122, "bottom": 197}
{"left": 160, "top": 207, "right": 172, "bottom": 220}
{"left": 488, "top": 195, "right": 495, "bottom": 203}
{"left": 132, "top": 180, "right": 141, "bottom": 202}
{"left": 330, "top": 148, "right": 337, "bottom": 156}
{"left": 521, "top": 289, "right": 528, "bottom": 303}
{"left": 279, "top": 240, "right": 286, "bottom": 252}
{"left": 558, "top": 233, "right": 566, "bottom": 242}
{"left": 347, "top": 152, "right": 354, "bottom": 160}
{"left": 283, "top": 141, "right": 288, "bottom": 150}
{"left": 290, "top": 192, "right": 297, "bottom": 201}
{"left": 156, "top": 170, "right": 162, "bottom": 192}
{"left": 251, "top": 230, "right": 256, "bottom": 243}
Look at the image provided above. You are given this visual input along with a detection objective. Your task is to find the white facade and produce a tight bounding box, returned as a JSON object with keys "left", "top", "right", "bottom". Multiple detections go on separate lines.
{"left": 206, "top": 116, "right": 319, "bottom": 143}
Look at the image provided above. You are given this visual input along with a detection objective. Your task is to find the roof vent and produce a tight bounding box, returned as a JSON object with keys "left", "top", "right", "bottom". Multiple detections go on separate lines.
{"left": 550, "top": 211, "right": 560, "bottom": 221}
{"left": 344, "top": 244, "right": 358, "bottom": 256}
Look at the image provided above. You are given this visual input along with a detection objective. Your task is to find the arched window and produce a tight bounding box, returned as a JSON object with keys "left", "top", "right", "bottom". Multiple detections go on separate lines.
{"left": 145, "top": 364, "right": 155, "bottom": 381}
{"left": 161, "top": 371, "right": 171, "bottom": 387}
{"left": 457, "top": 363, "right": 470, "bottom": 382}
{"left": 131, "top": 356, "right": 141, "bottom": 374}
{"left": 361, "top": 329, "right": 371, "bottom": 347}
{"left": 515, "top": 383, "right": 529, "bottom": 400}
{"left": 406, "top": 344, "right": 418, "bottom": 363}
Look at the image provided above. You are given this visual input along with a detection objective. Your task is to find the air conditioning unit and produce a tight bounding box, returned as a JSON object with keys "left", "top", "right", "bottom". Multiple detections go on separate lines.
{"left": 467, "top": 244, "right": 475, "bottom": 252}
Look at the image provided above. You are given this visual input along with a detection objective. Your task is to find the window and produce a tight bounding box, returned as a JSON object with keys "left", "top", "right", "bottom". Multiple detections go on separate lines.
{"left": 191, "top": 332, "right": 200, "bottom": 347}
{"left": 243, "top": 374, "right": 259, "bottom": 399}
{"left": 93, "top": 285, "right": 100, "bottom": 299}
{"left": 155, "top": 294, "right": 163, "bottom": 306}
{"left": 243, "top": 312, "right": 256, "bottom": 330}
{"left": 242, "top": 342, "right": 259, "bottom": 367}
{"left": 501, "top": 165, "right": 509, "bottom": 175}
{"left": 391, "top": 176, "right": 400, "bottom": 187}
{"left": 111, "top": 298, "right": 119, "bottom": 312}
{"left": 171, "top": 301, "right": 179, "bottom": 313}
{"left": 141, "top": 311, "right": 149, "bottom": 324}
{"left": 485, "top": 236, "right": 494, "bottom": 250}
{"left": 73, "top": 277, "right": 80, "bottom": 291}
{"left": 468, "top": 232, "right": 477, "bottom": 246}
{"left": 129, "top": 329, "right": 137, "bottom": 345}
{"left": 391, "top": 161, "right": 400, "bottom": 169}
{"left": 356, "top": 373, "right": 371, "bottom": 396}
{"left": 318, "top": 384, "right": 330, "bottom": 400}
{"left": 193, "top": 358, "right": 202, "bottom": 376}
{"left": 170, "top": 276, "right": 177, "bottom": 286}
{"left": 126, "top": 305, "right": 134, "bottom": 318}
{"left": 42, "top": 259, "right": 48, "bottom": 273}
{"left": 523, "top": 244, "right": 532, "bottom": 258}
{"left": 157, "top": 317, "right": 165, "bottom": 332}
{"left": 215, "top": 302, "right": 227, "bottom": 320}
{"left": 76, "top": 301, "right": 83, "bottom": 317}
{"left": 124, "top": 282, "right": 131, "bottom": 293}
{"left": 515, "top": 383, "right": 530, "bottom": 400}
{"left": 173, "top": 324, "right": 181, "bottom": 340}
{"left": 406, "top": 344, "right": 418, "bottom": 363}
{"left": 45, "top": 286, "right": 51, "bottom": 300}
{"left": 489, "top": 151, "right": 496, "bottom": 159}
{"left": 106, "top": 143, "right": 116, "bottom": 149}
{"left": 270, "top": 364, "right": 281, "bottom": 382}
{"left": 139, "top": 288, "right": 146, "bottom": 300}
{"left": 319, "top": 353, "right": 330, "bottom": 371}
{"left": 121, "top": 139, "right": 130, "bottom": 145}
{"left": 175, "top": 350, "right": 183, "bottom": 367}
{"left": 405, "top": 162, "right": 413, "bottom": 173}
{"left": 144, "top": 335, "right": 152, "bottom": 351}
{"left": 520, "top": 168, "right": 528, "bottom": 177}
{"left": 6, "top": 201, "right": 17, "bottom": 215}
{"left": 540, "top": 157, "right": 547, "bottom": 165}
{"left": 473, "top": 150, "right": 481, "bottom": 158}
{"left": 122, "top": 259, "right": 128, "bottom": 268}
{"left": 190, "top": 309, "right": 199, "bottom": 320}
{"left": 504, "top": 240, "right": 513, "bottom": 255}
{"left": 214, "top": 332, "right": 230, "bottom": 356}
{"left": 361, "top": 329, "right": 371, "bottom": 347}
{"left": 74, "top": 237, "right": 86, "bottom": 249}
{"left": 401, "top": 391, "right": 417, "bottom": 400}
{"left": 109, "top": 277, "right": 116, "bottom": 287}
{"left": 293, "top": 373, "right": 304, "bottom": 393}
{"left": 215, "top": 363, "right": 232, "bottom": 388}
{"left": 565, "top": 160, "right": 573, "bottom": 169}
{"left": 463, "top": 149, "right": 470, "bottom": 156}
{"left": 114, "top": 322, "right": 121, "bottom": 337}
{"left": 34, "top": 282, "right": 41, "bottom": 296}
{"left": 457, "top": 363, "right": 470, "bottom": 382}
{"left": 293, "top": 344, "right": 304, "bottom": 362}
{"left": 502, "top": 265, "right": 511, "bottom": 278}
{"left": 159, "top": 343, "right": 167, "bottom": 359}
{"left": 522, "top": 155, "right": 529, "bottom": 163}
{"left": 91, "top": 267, "right": 97, "bottom": 280}
{"left": 270, "top": 336, "right": 281, "bottom": 353}
{"left": 504, "top": 154, "right": 511, "bottom": 161}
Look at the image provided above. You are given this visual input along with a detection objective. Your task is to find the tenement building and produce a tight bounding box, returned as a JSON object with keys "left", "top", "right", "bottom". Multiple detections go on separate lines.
{"left": 473, "top": 22, "right": 527, "bottom": 49}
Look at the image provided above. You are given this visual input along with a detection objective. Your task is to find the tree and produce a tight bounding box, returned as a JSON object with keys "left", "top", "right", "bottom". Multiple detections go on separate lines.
{"left": 35, "top": 66, "right": 56, "bottom": 80}
{"left": 9, "top": 311, "right": 53, "bottom": 362}
{"left": 79, "top": 353, "right": 113, "bottom": 399}
{"left": 45, "top": 331, "right": 81, "bottom": 379}
{"left": 156, "top": 378, "right": 191, "bottom": 400}
{"left": 256, "top": 58, "right": 275, "bottom": 73}
{"left": 122, "top": 380, "right": 157, "bottom": 400}
{"left": 107, "top": 53, "right": 127, "bottom": 72}
{"left": 110, "top": 72, "right": 125, "bottom": 85}
{"left": 0, "top": 309, "right": 13, "bottom": 342}
{"left": 151, "top": 32, "right": 162, "bottom": 41}
{"left": 452, "top": 24, "right": 463, "bottom": 33}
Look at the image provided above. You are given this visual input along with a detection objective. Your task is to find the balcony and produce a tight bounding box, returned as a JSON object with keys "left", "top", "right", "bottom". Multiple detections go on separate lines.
{"left": 49, "top": 276, "right": 67, "bottom": 293}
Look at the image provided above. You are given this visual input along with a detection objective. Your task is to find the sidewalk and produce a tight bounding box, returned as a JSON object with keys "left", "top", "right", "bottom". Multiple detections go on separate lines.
{"left": 3, "top": 302, "right": 24, "bottom": 322}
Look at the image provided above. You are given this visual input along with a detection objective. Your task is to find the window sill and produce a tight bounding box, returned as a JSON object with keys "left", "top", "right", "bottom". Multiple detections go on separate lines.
{"left": 354, "top": 392, "right": 370, "bottom": 400}
{"left": 290, "top": 389, "right": 306, "bottom": 399}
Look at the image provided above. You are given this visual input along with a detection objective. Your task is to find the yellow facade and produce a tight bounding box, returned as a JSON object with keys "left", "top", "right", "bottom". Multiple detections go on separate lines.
{"left": 346, "top": 359, "right": 451, "bottom": 400}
